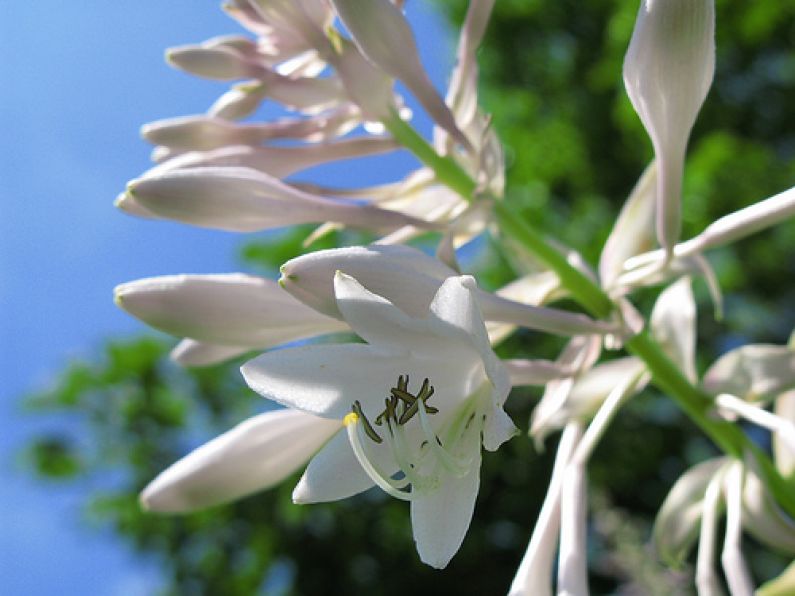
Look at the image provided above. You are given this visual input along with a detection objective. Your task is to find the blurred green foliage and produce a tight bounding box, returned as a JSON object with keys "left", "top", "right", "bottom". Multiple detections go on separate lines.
{"left": 24, "top": 1, "right": 795, "bottom": 593}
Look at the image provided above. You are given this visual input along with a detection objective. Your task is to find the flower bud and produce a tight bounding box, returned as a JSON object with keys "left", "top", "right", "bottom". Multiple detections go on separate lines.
{"left": 623, "top": 0, "right": 715, "bottom": 256}
{"left": 331, "top": 0, "right": 471, "bottom": 149}
{"left": 140, "top": 409, "right": 341, "bottom": 512}
{"left": 166, "top": 44, "right": 255, "bottom": 80}
{"left": 114, "top": 273, "right": 346, "bottom": 348}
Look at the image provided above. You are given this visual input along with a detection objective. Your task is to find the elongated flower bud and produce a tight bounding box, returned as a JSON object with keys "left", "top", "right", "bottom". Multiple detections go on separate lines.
{"left": 140, "top": 409, "right": 341, "bottom": 512}
{"left": 623, "top": 0, "right": 715, "bottom": 256}
{"left": 114, "top": 273, "right": 346, "bottom": 348}
{"left": 331, "top": 0, "right": 471, "bottom": 149}
{"left": 166, "top": 44, "right": 255, "bottom": 80}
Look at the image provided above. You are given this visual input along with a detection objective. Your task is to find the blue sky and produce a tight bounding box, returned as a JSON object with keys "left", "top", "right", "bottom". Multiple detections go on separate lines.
{"left": 0, "top": 3, "right": 453, "bottom": 594}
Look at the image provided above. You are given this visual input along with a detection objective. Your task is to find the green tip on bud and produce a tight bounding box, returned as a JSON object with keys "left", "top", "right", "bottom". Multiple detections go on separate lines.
{"left": 125, "top": 180, "right": 139, "bottom": 197}
{"left": 113, "top": 290, "right": 125, "bottom": 308}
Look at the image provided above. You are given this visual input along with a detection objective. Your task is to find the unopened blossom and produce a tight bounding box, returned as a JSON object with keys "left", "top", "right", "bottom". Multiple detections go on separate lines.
{"left": 623, "top": 0, "right": 715, "bottom": 256}
{"left": 331, "top": 0, "right": 470, "bottom": 150}
{"left": 114, "top": 274, "right": 347, "bottom": 366}
{"left": 141, "top": 409, "right": 341, "bottom": 512}
{"left": 241, "top": 273, "right": 516, "bottom": 568}
{"left": 279, "top": 244, "right": 615, "bottom": 337}
{"left": 121, "top": 166, "right": 437, "bottom": 234}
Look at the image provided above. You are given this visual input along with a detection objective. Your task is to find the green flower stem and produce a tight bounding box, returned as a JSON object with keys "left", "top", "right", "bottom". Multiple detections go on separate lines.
{"left": 382, "top": 113, "right": 476, "bottom": 201}
{"left": 388, "top": 116, "right": 795, "bottom": 519}
{"left": 494, "top": 201, "right": 614, "bottom": 318}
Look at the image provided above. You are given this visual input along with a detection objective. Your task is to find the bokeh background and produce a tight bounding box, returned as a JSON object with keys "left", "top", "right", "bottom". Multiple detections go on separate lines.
{"left": 3, "top": 1, "right": 795, "bottom": 594}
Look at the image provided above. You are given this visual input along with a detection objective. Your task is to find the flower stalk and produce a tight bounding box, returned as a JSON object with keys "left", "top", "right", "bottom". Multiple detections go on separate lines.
{"left": 387, "top": 114, "right": 795, "bottom": 520}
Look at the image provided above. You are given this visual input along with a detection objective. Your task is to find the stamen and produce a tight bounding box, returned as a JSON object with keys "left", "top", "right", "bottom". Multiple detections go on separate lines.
{"left": 352, "top": 400, "right": 382, "bottom": 443}
{"left": 416, "top": 398, "right": 472, "bottom": 477}
{"left": 384, "top": 418, "right": 428, "bottom": 489}
{"left": 345, "top": 415, "right": 413, "bottom": 501}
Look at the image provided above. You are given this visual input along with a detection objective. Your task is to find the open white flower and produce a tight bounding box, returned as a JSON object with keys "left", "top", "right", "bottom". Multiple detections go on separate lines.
{"left": 241, "top": 272, "right": 515, "bottom": 568}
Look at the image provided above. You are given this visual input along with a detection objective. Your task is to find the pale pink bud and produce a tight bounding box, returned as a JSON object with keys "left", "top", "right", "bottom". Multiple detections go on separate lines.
{"left": 125, "top": 167, "right": 436, "bottom": 233}
{"left": 166, "top": 44, "right": 256, "bottom": 80}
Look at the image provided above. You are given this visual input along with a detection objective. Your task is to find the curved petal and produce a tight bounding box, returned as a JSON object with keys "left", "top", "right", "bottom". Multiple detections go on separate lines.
{"left": 170, "top": 339, "right": 252, "bottom": 367}
{"left": 292, "top": 429, "right": 381, "bottom": 503}
{"left": 334, "top": 272, "right": 476, "bottom": 365}
{"left": 241, "top": 343, "right": 475, "bottom": 420}
{"left": 599, "top": 161, "right": 657, "bottom": 290}
{"left": 703, "top": 344, "right": 795, "bottom": 403}
{"left": 115, "top": 273, "right": 346, "bottom": 347}
{"left": 653, "top": 457, "right": 728, "bottom": 566}
{"left": 140, "top": 409, "right": 341, "bottom": 513}
{"left": 651, "top": 276, "right": 697, "bottom": 382}
{"left": 410, "top": 449, "right": 481, "bottom": 568}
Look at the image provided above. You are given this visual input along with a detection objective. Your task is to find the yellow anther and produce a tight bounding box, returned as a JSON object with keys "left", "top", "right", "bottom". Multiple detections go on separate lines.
{"left": 343, "top": 412, "right": 359, "bottom": 427}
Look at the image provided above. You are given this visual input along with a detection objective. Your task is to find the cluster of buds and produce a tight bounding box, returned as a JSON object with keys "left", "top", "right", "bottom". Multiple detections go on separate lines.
{"left": 115, "top": 0, "right": 795, "bottom": 592}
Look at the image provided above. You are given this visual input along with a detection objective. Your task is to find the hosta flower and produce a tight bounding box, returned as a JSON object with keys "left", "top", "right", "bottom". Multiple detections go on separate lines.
{"left": 241, "top": 272, "right": 516, "bottom": 567}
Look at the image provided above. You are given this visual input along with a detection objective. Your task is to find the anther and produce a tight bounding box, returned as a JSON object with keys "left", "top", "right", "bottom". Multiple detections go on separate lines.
{"left": 352, "top": 400, "right": 382, "bottom": 444}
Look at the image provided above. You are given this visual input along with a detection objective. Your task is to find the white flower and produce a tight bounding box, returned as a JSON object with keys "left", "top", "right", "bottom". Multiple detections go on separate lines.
{"left": 241, "top": 272, "right": 516, "bottom": 568}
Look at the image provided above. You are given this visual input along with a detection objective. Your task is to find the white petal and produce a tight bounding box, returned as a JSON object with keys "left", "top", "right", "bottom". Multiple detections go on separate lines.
{"left": 774, "top": 391, "right": 795, "bottom": 477}
{"left": 741, "top": 466, "right": 795, "bottom": 555}
{"left": 115, "top": 273, "right": 346, "bottom": 348}
{"left": 599, "top": 161, "right": 657, "bottom": 290}
{"left": 292, "top": 429, "right": 379, "bottom": 503}
{"left": 623, "top": 0, "right": 715, "bottom": 254}
{"left": 410, "top": 450, "right": 481, "bottom": 568}
{"left": 280, "top": 244, "right": 457, "bottom": 319}
{"left": 146, "top": 138, "right": 398, "bottom": 180}
{"left": 430, "top": 276, "right": 514, "bottom": 426}
{"left": 209, "top": 81, "right": 268, "bottom": 120}
{"left": 651, "top": 276, "right": 697, "bottom": 382}
{"left": 170, "top": 339, "right": 251, "bottom": 367}
{"left": 241, "top": 344, "right": 475, "bottom": 420}
{"left": 703, "top": 344, "right": 795, "bottom": 403}
{"left": 333, "top": 271, "right": 471, "bottom": 360}
{"left": 654, "top": 457, "right": 728, "bottom": 566}
{"left": 140, "top": 409, "right": 341, "bottom": 513}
